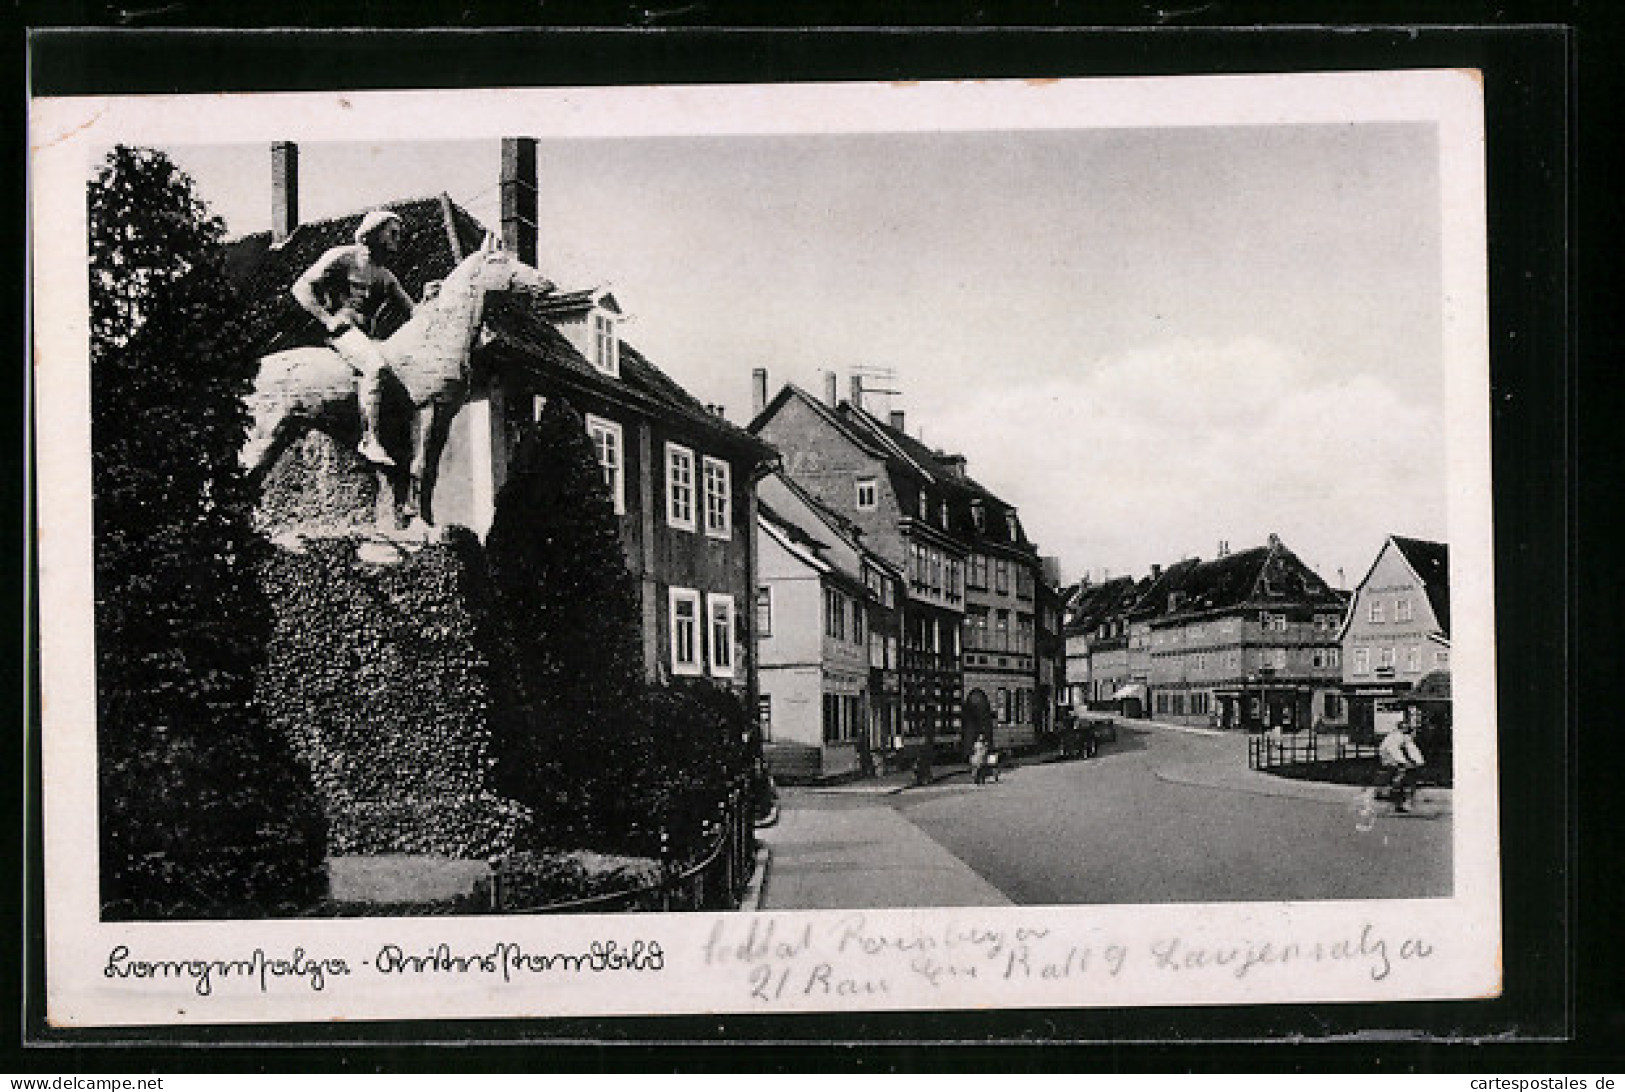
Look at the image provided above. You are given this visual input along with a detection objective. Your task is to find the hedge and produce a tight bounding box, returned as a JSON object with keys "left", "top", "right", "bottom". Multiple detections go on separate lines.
{"left": 256, "top": 529, "right": 531, "bottom": 858}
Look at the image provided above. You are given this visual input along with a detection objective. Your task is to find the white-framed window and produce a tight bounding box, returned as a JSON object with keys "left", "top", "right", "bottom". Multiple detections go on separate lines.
{"left": 940, "top": 501, "right": 950, "bottom": 529}
{"left": 707, "top": 593, "right": 735, "bottom": 678}
{"left": 669, "top": 587, "right": 701, "bottom": 676}
{"left": 583, "top": 414, "right": 625, "bottom": 515}
{"left": 856, "top": 477, "right": 878, "bottom": 510}
{"left": 702, "top": 456, "right": 731, "bottom": 539}
{"left": 1396, "top": 597, "right": 1414, "bottom": 623}
{"left": 665, "top": 443, "right": 696, "bottom": 531}
{"left": 1006, "top": 512, "right": 1019, "bottom": 540}
{"left": 755, "top": 585, "right": 772, "bottom": 637}
{"left": 1405, "top": 646, "right": 1420, "bottom": 672}
{"left": 1328, "top": 647, "right": 1340, "bottom": 668}
{"left": 590, "top": 311, "right": 619, "bottom": 377}
{"left": 1378, "top": 646, "right": 1395, "bottom": 669}
{"left": 1354, "top": 648, "right": 1370, "bottom": 675}
{"left": 1435, "top": 649, "right": 1450, "bottom": 667}
{"left": 1368, "top": 600, "right": 1385, "bottom": 624}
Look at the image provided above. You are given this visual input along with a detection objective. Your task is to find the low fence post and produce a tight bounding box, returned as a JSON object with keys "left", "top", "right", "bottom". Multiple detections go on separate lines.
{"left": 659, "top": 825, "right": 672, "bottom": 913}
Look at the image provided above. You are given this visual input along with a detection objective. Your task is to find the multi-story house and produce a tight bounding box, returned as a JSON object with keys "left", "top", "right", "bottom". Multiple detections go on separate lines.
{"left": 1129, "top": 536, "right": 1347, "bottom": 729}
{"left": 1340, "top": 535, "right": 1450, "bottom": 741}
{"left": 750, "top": 377, "right": 967, "bottom": 759}
{"left": 1061, "top": 575, "right": 1146, "bottom": 711}
{"left": 1035, "top": 566, "right": 1067, "bottom": 740}
{"left": 754, "top": 472, "right": 902, "bottom": 781}
{"left": 944, "top": 469, "right": 1046, "bottom": 754}
{"left": 228, "top": 139, "right": 776, "bottom": 693}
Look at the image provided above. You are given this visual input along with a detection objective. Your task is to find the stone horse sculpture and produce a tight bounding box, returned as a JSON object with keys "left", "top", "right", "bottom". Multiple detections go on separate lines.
{"left": 242, "top": 233, "right": 553, "bottom": 529}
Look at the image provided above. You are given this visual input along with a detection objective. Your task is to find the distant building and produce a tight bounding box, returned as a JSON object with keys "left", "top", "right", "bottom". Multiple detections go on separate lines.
{"left": 1340, "top": 535, "right": 1450, "bottom": 741}
{"left": 754, "top": 472, "right": 902, "bottom": 782}
{"left": 1062, "top": 576, "right": 1147, "bottom": 712}
{"left": 1124, "top": 536, "right": 1348, "bottom": 729}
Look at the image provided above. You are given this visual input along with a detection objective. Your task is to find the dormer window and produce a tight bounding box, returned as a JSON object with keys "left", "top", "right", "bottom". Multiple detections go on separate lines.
{"left": 939, "top": 500, "right": 950, "bottom": 530}
{"left": 591, "top": 311, "right": 619, "bottom": 377}
{"left": 971, "top": 500, "right": 986, "bottom": 532}
{"left": 1006, "top": 511, "right": 1019, "bottom": 541}
{"left": 918, "top": 489, "right": 928, "bottom": 520}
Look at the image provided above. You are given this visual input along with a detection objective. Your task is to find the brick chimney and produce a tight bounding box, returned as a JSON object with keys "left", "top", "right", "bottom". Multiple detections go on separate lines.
{"left": 889, "top": 409, "right": 905, "bottom": 432}
{"left": 271, "top": 142, "right": 299, "bottom": 245}
{"left": 752, "top": 368, "right": 768, "bottom": 417}
{"left": 500, "top": 137, "right": 538, "bottom": 266}
{"left": 850, "top": 374, "right": 864, "bottom": 410}
{"left": 824, "top": 371, "right": 838, "bottom": 407}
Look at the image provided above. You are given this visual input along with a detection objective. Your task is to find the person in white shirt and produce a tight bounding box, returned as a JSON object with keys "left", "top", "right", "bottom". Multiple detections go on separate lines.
{"left": 1378, "top": 721, "right": 1425, "bottom": 813}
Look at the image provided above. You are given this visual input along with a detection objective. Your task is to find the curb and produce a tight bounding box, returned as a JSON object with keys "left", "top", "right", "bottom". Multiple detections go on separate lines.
{"left": 738, "top": 843, "right": 771, "bottom": 912}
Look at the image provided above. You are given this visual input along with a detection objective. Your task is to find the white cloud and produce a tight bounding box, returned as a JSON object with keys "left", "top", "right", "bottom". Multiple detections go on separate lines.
{"left": 921, "top": 336, "right": 1447, "bottom": 587}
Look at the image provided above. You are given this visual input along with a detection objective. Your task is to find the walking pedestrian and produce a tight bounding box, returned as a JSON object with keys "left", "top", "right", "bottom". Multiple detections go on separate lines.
{"left": 970, "top": 734, "right": 990, "bottom": 786}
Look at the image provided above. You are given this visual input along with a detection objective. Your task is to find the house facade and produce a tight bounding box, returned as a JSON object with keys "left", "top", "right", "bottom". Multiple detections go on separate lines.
{"left": 1340, "top": 535, "right": 1450, "bottom": 741}
{"left": 750, "top": 381, "right": 967, "bottom": 758}
{"left": 754, "top": 473, "right": 903, "bottom": 781}
{"left": 228, "top": 139, "right": 776, "bottom": 696}
{"left": 1128, "top": 537, "right": 1348, "bottom": 730}
{"left": 1061, "top": 576, "right": 1146, "bottom": 712}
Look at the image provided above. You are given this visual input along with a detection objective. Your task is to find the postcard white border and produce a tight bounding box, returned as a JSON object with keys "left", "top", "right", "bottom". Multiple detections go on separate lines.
{"left": 31, "top": 71, "right": 1499, "bottom": 1028}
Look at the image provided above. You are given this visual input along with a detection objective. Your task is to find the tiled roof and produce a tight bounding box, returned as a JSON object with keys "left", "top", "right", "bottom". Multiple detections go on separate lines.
{"left": 1391, "top": 535, "right": 1450, "bottom": 636}
{"left": 224, "top": 195, "right": 770, "bottom": 458}
{"left": 1064, "top": 576, "right": 1142, "bottom": 634}
{"left": 842, "top": 405, "right": 1034, "bottom": 553}
{"left": 1132, "top": 538, "right": 1341, "bottom": 622}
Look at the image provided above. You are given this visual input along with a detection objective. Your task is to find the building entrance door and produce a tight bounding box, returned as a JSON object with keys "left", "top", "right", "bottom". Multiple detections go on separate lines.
{"left": 963, "top": 689, "right": 992, "bottom": 757}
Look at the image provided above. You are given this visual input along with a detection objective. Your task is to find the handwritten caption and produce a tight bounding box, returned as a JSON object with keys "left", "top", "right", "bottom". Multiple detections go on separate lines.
{"left": 703, "top": 915, "right": 1436, "bottom": 1003}
{"left": 99, "top": 916, "right": 1436, "bottom": 1005}
{"left": 103, "top": 939, "right": 663, "bottom": 997}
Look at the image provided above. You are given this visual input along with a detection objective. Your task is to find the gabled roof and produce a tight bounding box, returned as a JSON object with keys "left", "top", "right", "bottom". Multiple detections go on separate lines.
{"left": 534, "top": 287, "right": 622, "bottom": 318}
{"left": 756, "top": 500, "right": 867, "bottom": 598}
{"left": 1131, "top": 537, "right": 1342, "bottom": 623}
{"left": 844, "top": 404, "right": 1035, "bottom": 553}
{"left": 224, "top": 194, "right": 771, "bottom": 459}
{"left": 1063, "top": 576, "right": 1144, "bottom": 635}
{"left": 1391, "top": 535, "right": 1451, "bottom": 637}
{"left": 749, "top": 385, "right": 893, "bottom": 462}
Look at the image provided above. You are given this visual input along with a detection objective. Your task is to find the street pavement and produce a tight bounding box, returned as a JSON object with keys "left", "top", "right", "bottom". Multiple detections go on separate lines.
{"left": 757, "top": 719, "right": 1452, "bottom": 909}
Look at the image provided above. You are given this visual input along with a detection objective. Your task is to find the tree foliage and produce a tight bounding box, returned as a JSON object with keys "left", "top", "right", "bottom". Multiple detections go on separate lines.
{"left": 484, "top": 396, "right": 647, "bottom": 846}
{"left": 89, "top": 146, "right": 326, "bottom": 917}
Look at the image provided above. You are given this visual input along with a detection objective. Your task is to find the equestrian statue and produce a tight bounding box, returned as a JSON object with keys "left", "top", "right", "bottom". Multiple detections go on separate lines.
{"left": 241, "top": 212, "right": 553, "bottom": 530}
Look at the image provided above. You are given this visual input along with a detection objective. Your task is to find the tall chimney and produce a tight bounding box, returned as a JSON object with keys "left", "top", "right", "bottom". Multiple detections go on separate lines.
{"left": 752, "top": 368, "right": 769, "bottom": 417}
{"left": 889, "top": 409, "right": 906, "bottom": 432}
{"left": 271, "top": 142, "right": 299, "bottom": 245}
{"left": 500, "top": 137, "right": 538, "bottom": 266}
{"left": 824, "top": 371, "right": 838, "bottom": 407}
{"left": 850, "top": 374, "right": 864, "bottom": 410}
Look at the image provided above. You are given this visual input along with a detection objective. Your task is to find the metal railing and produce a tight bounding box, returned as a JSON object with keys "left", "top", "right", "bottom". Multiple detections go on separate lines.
{"left": 489, "top": 781, "right": 758, "bottom": 914}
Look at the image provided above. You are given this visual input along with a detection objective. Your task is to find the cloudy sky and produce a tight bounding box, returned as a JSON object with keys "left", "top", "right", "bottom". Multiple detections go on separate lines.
{"left": 158, "top": 120, "right": 1447, "bottom": 589}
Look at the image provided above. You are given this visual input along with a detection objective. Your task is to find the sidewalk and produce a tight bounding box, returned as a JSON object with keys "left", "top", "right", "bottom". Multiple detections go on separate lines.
{"left": 756, "top": 792, "right": 1012, "bottom": 909}
{"left": 1126, "top": 717, "right": 1454, "bottom": 815}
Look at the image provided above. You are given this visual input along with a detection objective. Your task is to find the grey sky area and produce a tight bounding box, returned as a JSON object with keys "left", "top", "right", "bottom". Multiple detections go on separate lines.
{"left": 159, "top": 122, "right": 1445, "bottom": 588}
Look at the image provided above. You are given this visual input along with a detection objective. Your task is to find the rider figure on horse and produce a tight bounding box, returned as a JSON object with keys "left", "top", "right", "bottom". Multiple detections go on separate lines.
{"left": 291, "top": 208, "right": 416, "bottom": 467}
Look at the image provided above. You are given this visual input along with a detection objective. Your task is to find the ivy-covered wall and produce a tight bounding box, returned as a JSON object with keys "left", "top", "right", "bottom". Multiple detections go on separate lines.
{"left": 256, "top": 529, "right": 530, "bottom": 858}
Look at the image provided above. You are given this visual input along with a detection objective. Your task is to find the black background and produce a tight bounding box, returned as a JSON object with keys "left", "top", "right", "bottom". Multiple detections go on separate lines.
{"left": 10, "top": 2, "right": 1606, "bottom": 1075}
